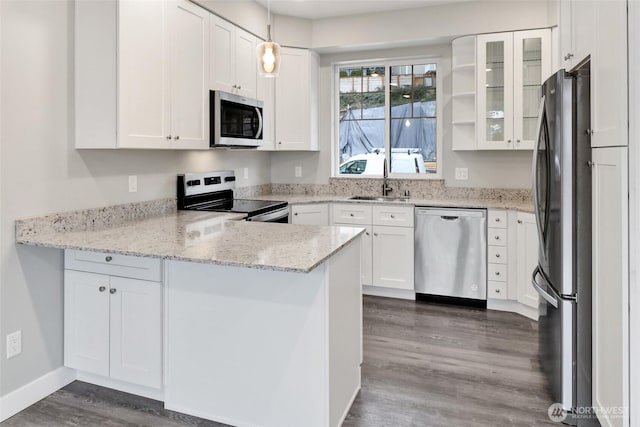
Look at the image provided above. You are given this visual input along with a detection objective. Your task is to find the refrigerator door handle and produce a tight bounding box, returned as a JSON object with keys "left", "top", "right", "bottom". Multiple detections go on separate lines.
{"left": 532, "top": 95, "right": 546, "bottom": 247}
{"left": 532, "top": 266, "right": 558, "bottom": 308}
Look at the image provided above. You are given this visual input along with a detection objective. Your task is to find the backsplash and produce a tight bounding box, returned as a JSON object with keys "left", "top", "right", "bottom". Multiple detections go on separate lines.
{"left": 271, "top": 178, "right": 532, "bottom": 202}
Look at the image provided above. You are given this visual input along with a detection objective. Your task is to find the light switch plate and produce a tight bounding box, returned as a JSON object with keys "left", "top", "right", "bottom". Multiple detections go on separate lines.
{"left": 455, "top": 168, "right": 469, "bottom": 180}
{"left": 295, "top": 166, "right": 302, "bottom": 178}
{"left": 243, "top": 168, "right": 249, "bottom": 180}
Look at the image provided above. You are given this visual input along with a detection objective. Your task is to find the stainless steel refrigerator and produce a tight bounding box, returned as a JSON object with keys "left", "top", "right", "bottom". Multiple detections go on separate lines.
{"left": 532, "top": 63, "right": 595, "bottom": 426}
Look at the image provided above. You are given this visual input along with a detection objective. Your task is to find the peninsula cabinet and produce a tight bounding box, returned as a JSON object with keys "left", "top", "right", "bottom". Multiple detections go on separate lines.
{"left": 75, "top": 0, "right": 210, "bottom": 149}
{"left": 64, "top": 251, "right": 163, "bottom": 390}
{"left": 209, "top": 14, "right": 257, "bottom": 98}
{"left": 476, "top": 30, "right": 551, "bottom": 150}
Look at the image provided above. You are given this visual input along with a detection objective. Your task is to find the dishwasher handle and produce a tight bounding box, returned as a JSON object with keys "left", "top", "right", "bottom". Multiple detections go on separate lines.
{"left": 440, "top": 216, "right": 460, "bottom": 222}
{"left": 415, "top": 208, "right": 485, "bottom": 218}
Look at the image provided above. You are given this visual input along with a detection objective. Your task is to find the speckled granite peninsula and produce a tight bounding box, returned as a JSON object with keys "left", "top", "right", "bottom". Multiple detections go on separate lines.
{"left": 16, "top": 209, "right": 364, "bottom": 273}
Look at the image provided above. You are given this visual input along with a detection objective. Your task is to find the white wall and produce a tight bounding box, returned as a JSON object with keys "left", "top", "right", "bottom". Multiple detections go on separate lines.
{"left": 0, "top": 0, "right": 271, "bottom": 396}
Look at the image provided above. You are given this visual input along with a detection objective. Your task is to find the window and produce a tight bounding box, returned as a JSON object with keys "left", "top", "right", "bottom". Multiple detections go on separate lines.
{"left": 336, "top": 60, "right": 441, "bottom": 177}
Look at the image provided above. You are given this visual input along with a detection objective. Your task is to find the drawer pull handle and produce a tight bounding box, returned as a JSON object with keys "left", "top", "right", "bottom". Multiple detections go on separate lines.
{"left": 105, "top": 256, "right": 113, "bottom": 262}
{"left": 110, "top": 288, "right": 117, "bottom": 294}
{"left": 99, "top": 286, "right": 106, "bottom": 292}
{"left": 495, "top": 253, "right": 501, "bottom": 258}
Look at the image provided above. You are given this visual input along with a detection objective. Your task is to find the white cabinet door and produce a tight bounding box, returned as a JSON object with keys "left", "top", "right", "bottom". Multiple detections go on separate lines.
{"left": 361, "top": 226, "right": 373, "bottom": 286}
{"left": 291, "top": 204, "right": 329, "bottom": 226}
{"left": 570, "top": 0, "right": 595, "bottom": 67}
{"left": 559, "top": 0, "right": 573, "bottom": 68}
{"left": 516, "top": 212, "right": 539, "bottom": 310}
{"left": 109, "top": 277, "right": 163, "bottom": 389}
{"left": 170, "top": 0, "right": 209, "bottom": 149}
{"left": 372, "top": 226, "right": 414, "bottom": 290}
{"left": 275, "top": 48, "right": 318, "bottom": 151}
{"left": 234, "top": 28, "right": 257, "bottom": 99}
{"left": 477, "top": 33, "right": 514, "bottom": 150}
{"left": 591, "top": 0, "right": 628, "bottom": 148}
{"left": 209, "top": 14, "right": 235, "bottom": 93}
{"left": 118, "top": 0, "right": 170, "bottom": 148}
{"left": 64, "top": 270, "right": 110, "bottom": 377}
{"left": 513, "top": 30, "right": 550, "bottom": 150}
{"left": 592, "top": 147, "right": 629, "bottom": 427}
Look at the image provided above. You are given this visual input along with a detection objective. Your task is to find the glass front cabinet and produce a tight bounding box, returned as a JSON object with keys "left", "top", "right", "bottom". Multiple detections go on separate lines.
{"left": 476, "top": 29, "right": 550, "bottom": 150}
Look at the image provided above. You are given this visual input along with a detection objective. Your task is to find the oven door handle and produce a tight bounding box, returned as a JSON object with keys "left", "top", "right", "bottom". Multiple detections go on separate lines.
{"left": 247, "top": 206, "right": 289, "bottom": 222}
{"left": 531, "top": 266, "right": 558, "bottom": 308}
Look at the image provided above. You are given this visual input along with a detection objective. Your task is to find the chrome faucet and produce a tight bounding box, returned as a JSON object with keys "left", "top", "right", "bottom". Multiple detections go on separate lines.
{"left": 382, "top": 161, "right": 393, "bottom": 196}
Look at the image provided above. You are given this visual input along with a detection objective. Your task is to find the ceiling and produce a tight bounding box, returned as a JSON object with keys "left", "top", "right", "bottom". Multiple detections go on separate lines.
{"left": 255, "top": 0, "right": 471, "bottom": 20}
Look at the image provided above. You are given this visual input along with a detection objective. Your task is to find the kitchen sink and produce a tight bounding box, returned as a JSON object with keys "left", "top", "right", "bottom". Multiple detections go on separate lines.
{"left": 349, "top": 196, "right": 410, "bottom": 202}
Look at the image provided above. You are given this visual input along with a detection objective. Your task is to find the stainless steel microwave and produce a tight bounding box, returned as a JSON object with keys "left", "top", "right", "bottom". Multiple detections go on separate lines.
{"left": 210, "top": 90, "right": 263, "bottom": 148}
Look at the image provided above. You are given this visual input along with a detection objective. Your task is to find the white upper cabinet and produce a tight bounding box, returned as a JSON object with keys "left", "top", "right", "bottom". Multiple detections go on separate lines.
{"left": 209, "top": 14, "right": 257, "bottom": 99}
{"left": 274, "top": 47, "right": 319, "bottom": 151}
{"left": 559, "top": 0, "right": 627, "bottom": 148}
{"left": 75, "top": 0, "right": 210, "bottom": 149}
{"left": 476, "top": 30, "right": 550, "bottom": 151}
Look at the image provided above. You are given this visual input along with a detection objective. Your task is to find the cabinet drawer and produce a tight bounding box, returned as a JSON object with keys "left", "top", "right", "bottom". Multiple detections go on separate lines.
{"left": 488, "top": 228, "right": 507, "bottom": 246}
{"left": 290, "top": 203, "right": 329, "bottom": 225}
{"left": 331, "top": 203, "right": 372, "bottom": 225}
{"left": 488, "top": 280, "right": 507, "bottom": 300}
{"left": 488, "top": 210, "right": 507, "bottom": 229}
{"left": 488, "top": 263, "right": 507, "bottom": 282}
{"left": 372, "top": 205, "right": 414, "bottom": 227}
{"left": 65, "top": 250, "right": 162, "bottom": 282}
{"left": 488, "top": 246, "right": 507, "bottom": 264}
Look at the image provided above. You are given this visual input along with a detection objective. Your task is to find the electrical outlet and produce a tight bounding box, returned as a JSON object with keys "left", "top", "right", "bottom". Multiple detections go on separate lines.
{"left": 455, "top": 168, "right": 469, "bottom": 180}
{"left": 7, "top": 331, "right": 21, "bottom": 359}
{"left": 295, "top": 166, "right": 302, "bottom": 178}
{"left": 128, "top": 175, "right": 138, "bottom": 193}
{"left": 243, "top": 168, "right": 249, "bottom": 180}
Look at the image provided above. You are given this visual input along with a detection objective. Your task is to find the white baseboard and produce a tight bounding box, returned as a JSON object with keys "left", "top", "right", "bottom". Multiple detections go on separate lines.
{"left": 363, "top": 285, "right": 415, "bottom": 300}
{"left": 487, "top": 299, "right": 539, "bottom": 321}
{"left": 77, "top": 372, "right": 164, "bottom": 401}
{"left": 0, "top": 366, "right": 76, "bottom": 422}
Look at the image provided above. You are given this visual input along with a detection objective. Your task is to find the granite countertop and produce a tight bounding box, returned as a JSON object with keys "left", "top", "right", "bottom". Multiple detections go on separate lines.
{"left": 16, "top": 211, "right": 365, "bottom": 273}
{"left": 254, "top": 194, "right": 535, "bottom": 213}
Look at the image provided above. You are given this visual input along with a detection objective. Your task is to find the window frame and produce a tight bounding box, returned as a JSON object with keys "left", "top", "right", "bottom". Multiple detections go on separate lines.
{"left": 332, "top": 57, "right": 443, "bottom": 180}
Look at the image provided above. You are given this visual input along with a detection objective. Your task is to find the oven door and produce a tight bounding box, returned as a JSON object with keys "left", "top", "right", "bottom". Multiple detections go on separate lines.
{"left": 246, "top": 207, "right": 289, "bottom": 223}
{"left": 212, "top": 91, "right": 263, "bottom": 147}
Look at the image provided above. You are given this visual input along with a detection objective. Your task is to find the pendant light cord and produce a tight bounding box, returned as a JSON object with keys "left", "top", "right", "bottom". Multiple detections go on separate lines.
{"left": 267, "top": 0, "right": 272, "bottom": 41}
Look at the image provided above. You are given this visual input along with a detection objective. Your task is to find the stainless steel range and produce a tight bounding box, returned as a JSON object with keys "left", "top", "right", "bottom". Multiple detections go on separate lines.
{"left": 177, "top": 171, "right": 288, "bottom": 223}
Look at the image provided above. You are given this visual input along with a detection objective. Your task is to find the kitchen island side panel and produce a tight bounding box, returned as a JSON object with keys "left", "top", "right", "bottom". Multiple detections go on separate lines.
{"left": 164, "top": 247, "right": 361, "bottom": 427}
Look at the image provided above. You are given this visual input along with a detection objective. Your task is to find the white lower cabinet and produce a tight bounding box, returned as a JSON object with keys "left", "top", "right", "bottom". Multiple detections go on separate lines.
{"left": 290, "top": 203, "right": 329, "bottom": 225}
{"left": 487, "top": 209, "right": 539, "bottom": 320}
{"left": 64, "top": 251, "right": 163, "bottom": 389}
{"left": 332, "top": 203, "right": 414, "bottom": 293}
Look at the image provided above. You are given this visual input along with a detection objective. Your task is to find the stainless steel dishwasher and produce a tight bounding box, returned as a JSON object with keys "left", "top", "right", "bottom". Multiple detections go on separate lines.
{"left": 414, "top": 207, "right": 487, "bottom": 301}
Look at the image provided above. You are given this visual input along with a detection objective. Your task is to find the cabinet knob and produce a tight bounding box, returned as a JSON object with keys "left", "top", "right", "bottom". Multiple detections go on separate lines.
{"left": 99, "top": 286, "right": 106, "bottom": 292}
{"left": 495, "top": 253, "right": 501, "bottom": 258}
{"left": 349, "top": 213, "right": 354, "bottom": 217}
{"left": 373, "top": 233, "right": 378, "bottom": 237}
{"left": 174, "top": 136, "right": 180, "bottom": 140}
{"left": 495, "top": 289, "right": 501, "bottom": 293}
{"left": 494, "top": 235, "right": 500, "bottom": 240}
{"left": 365, "top": 232, "right": 370, "bottom": 236}
{"left": 105, "top": 256, "right": 112, "bottom": 262}
{"left": 232, "top": 84, "right": 237, "bottom": 89}
{"left": 166, "top": 135, "right": 172, "bottom": 140}
{"left": 495, "top": 271, "right": 501, "bottom": 276}
{"left": 390, "top": 214, "right": 395, "bottom": 219}
{"left": 586, "top": 129, "right": 594, "bottom": 136}
{"left": 517, "top": 219, "right": 523, "bottom": 224}
{"left": 110, "top": 288, "right": 117, "bottom": 294}
{"left": 278, "top": 141, "right": 282, "bottom": 145}
{"left": 237, "top": 85, "right": 242, "bottom": 90}
{"left": 294, "top": 212, "right": 298, "bottom": 216}
{"left": 507, "top": 139, "right": 512, "bottom": 143}
{"left": 495, "top": 218, "right": 500, "bottom": 223}
{"left": 564, "top": 53, "right": 574, "bottom": 61}
{"left": 516, "top": 139, "right": 521, "bottom": 143}
{"left": 586, "top": 161, "right": 595, "bottom": 168}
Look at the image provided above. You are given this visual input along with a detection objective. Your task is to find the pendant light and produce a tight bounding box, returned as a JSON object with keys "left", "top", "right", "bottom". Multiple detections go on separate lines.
{"left": 256, "top": 0, "right": 281, "bottom": 77}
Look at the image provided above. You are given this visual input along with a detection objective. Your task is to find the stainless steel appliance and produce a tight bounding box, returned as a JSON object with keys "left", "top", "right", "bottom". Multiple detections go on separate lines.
{"left": 177, "top": 171, "right": 288, "bottom": 222}
{"left": 532, "top": 64, "right": 594, "bottom": 425}
{"left": 414, "top": 207, "right": 487, "bottom": 301}
{"left": 210, "top": 91, "right": 263, "bottom": 148}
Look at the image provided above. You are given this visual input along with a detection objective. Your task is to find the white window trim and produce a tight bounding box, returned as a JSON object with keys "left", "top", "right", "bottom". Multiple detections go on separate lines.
{"left": 331, "top": 57, "right": 443, "bottom": 180}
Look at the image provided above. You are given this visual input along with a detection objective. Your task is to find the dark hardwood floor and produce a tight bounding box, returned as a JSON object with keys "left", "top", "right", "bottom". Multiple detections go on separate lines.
{"left": 2, "top": 296, "right": 556, "bottom": 427}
